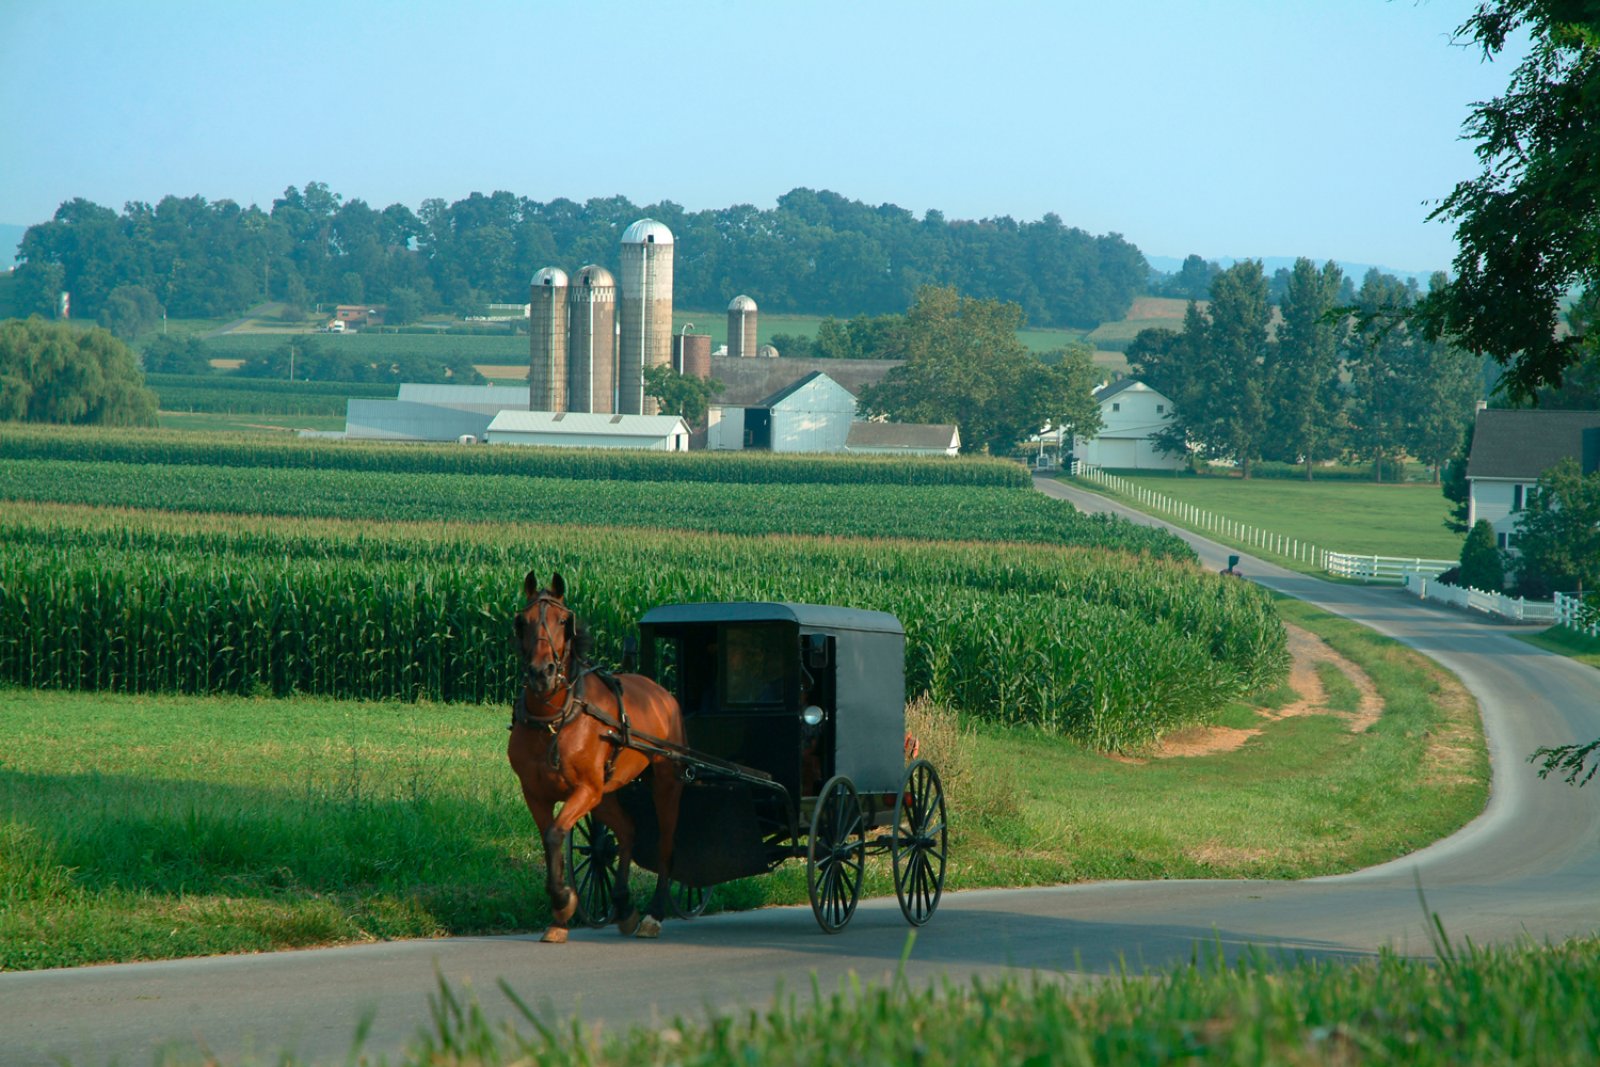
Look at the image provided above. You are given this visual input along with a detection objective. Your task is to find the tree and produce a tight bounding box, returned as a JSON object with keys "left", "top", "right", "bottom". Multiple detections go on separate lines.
{"left": 140, "top": 334, "right": 211, "bottom": 374}
{"left": 1459, "top": 519, "right": 1506, "bottom": 592}
{"left": 859, "top": 286, "right": 1100, "bottom": 454}
{"left": 1346, "top": 270, "right": 1417, "bottom": 481}
{"left": 1513, "top": 457, "right": 1600, "bottom": 596}
{"left": 0, "top": 317, "right": 158, "bottom": 425}
{"left": 643, "top": 364, "right": 723, "bottom": 426}
{"left": 1416, "top": 2, "right": 1600, "bottom": 400}
{"left": 1441, "top": 420, "right": 1476, "bottom": 534}
{"left": 1153, "top": 263, "right": 1272, "bottom": 476}
{"left": 1264, "top": 259, "right": 1347, "bottom": 479}
{"left": 97, "top": 284, "right": 162, "bottom": 340}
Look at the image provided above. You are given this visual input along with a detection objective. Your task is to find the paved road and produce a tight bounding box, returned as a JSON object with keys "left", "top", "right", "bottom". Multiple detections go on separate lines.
{"left": 4, "top": 479, "right": 1597, "bottom": 1066}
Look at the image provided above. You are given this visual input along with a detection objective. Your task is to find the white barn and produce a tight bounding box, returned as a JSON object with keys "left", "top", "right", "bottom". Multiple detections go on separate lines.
{"left": 486, "top": 410, "right": 691, "bottom": 451}
{"left": 844, "top": 421, "right": 961, "bottom": 456}
{"left": 1466, "top": 407, "right": 1600, "bottom": 551}
{"left": 706, "top": 370, "right": 858, "bottom": 452}
{"left": 345, "top": 384, "right": 530, "bottom": 442}
{"left": 1072, "top": 379, "right": 1185, "bottom": 471}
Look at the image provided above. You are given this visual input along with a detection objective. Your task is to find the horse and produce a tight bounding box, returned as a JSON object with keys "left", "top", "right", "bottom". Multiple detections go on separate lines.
{"left": 508, "top": 571, "right": 686, "bottom": 943}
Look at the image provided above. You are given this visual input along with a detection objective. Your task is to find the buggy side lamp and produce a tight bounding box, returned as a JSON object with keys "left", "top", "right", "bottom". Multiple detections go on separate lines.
{"left": 800, "top": 704, "right": 825, "bottom": 726}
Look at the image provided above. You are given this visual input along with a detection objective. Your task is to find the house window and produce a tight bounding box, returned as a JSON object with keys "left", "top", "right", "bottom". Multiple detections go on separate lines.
{"left": 1156, "top": 404, "right": 1165, "bottom": 413}
{"left": 1497, "top": 532, "right": 1518, "bottom": 550}
{"left": 1112, "top": 403, "right": 1121, "bottom": 412}
{"left": 1513, "top": 484, "right": 1524, "bottom": 511}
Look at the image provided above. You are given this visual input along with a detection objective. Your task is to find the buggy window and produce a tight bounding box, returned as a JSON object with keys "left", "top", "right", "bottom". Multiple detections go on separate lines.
{"left": 722, "top": 625, "right": 788, "bottom": 706}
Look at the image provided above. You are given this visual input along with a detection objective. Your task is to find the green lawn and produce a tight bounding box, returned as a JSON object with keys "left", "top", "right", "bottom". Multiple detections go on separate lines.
{"left": 1073, "top": 471, "right": 1465, "bottom": 564}
{"left": 1516, "top": 625, "right": 1600, "bottom": 669}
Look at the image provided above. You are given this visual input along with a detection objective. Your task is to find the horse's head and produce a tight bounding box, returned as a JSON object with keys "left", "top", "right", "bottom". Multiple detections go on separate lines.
{"left": 514, "top": 570, "right": 579, "bottom": 700}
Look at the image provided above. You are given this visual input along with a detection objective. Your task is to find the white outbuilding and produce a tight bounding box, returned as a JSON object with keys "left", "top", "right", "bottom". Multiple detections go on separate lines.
{"left": 844, "top": 421, "right": 961, "bottom": 456}
{"left": 706, "top": 370, "right": 857, "bottom": 452}
{"left": 345, "top": 384, "right": 532, "bottom": 441}
{"left": 1072, "top": 379, "right": 1186, "bottom": 470}
{"left": 485, "top": 410, "right": 691, "bottom": 451}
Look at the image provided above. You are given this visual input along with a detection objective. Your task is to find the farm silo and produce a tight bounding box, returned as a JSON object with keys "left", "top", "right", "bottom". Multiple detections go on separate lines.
{"left": 618, "top": 218, "right": 674, "bottom": 415}
{"left": 673, "top": 330, "right": 712, "bottom": 379}
{"left": 568, "top": 264, "right": 616, "bottom": 413}
{"left": 530, "top": 267, "right": 569, "bottom": 412}
{"left": 727, "top": 294, "right": 758, "bottom": 359}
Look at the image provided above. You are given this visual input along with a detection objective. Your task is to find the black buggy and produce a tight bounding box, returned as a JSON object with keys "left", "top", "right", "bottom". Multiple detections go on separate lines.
{"left": 563, "top": 602, "right": 948, "bottom": 933}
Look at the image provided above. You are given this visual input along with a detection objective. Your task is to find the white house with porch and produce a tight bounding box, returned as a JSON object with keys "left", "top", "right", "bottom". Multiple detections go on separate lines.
{"left": 1072, "top": 379, "right": 1185, "bottom": 470}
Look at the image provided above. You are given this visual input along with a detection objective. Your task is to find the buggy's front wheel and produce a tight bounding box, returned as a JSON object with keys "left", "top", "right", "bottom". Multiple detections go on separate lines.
{"left": 806, "top": 775, "right": 865, "bottom": 933}
{"left": 564, "top": 813, "right": 619, "bottom": 928}
{"left": 669, "top": 880, "right": 712, "bottom": 919}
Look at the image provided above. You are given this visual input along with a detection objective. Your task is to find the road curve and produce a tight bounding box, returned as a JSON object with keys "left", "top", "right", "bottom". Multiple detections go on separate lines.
{"left": 3, "top": 478, "right": 1597, "bottom": 1066}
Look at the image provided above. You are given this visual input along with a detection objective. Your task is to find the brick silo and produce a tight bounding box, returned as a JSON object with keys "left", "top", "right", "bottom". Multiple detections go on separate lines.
{"left": 673, "top": 330, "right": 712, "bottom": 379}
{"left": 568, "top": 264, "right": 616, "bottom": 413}
{"left": 727, "top": 294, "right": 758, "bottom": 359}
{"left": 618, "top": 218, "right": 674, "bottom": 415}
{"left": 529, "top": 267, "right": 569, "bottom": 412}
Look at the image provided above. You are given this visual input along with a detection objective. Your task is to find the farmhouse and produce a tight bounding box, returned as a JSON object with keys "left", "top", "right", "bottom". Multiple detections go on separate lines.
{"left": 1072, "top": 379, "right": 1185, "bottom": 470}
{"left": 1466, "top": 407, "right": 1600, "bottom": 550}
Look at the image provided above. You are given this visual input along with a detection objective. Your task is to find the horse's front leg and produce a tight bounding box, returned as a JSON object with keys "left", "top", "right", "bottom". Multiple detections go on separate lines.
{"left": 541, "top": 787, "right": 600, "bottom": 944}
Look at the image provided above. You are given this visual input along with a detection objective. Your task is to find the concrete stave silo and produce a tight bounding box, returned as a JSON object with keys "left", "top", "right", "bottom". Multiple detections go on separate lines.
{"left": 673, "top": 330, "right": 712, "bottom": 380}
{"left": 618, "top": 218, "right": 675, "bottom": 415}
{"left": 530, "top": 267, "right": 570, "bottom": 412}
{"left": 727, "top": 294, "right": 758, "bottom": 359}
{"left": 568, "top": 264, "right": 616, "bottom": 413}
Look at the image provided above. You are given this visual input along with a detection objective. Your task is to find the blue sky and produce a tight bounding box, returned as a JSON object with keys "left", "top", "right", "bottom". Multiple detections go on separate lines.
{"left": 0, "top": 1, "right": 1525, "bottom": 275}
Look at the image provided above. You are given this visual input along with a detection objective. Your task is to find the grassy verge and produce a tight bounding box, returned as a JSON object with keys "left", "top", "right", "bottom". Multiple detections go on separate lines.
{"left": 0, "top": 595, "right": 1484, "bottom": 971}
{"left": 1065, "top": 472, "right": 1463, "bottom": 572}
{"left": 1515, "top": 625, "right": 1600, "bottom": 669}
{"left": 398, "top": 937, "right": 1600, "bottom": 1067}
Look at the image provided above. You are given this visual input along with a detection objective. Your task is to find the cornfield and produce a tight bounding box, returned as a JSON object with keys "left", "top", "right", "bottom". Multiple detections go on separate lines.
{"left": 0, "top": 504, "right": 1286, "bottom": 749}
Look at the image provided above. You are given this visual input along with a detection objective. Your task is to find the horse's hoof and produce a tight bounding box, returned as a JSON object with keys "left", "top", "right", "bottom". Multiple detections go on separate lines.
{"left": 634, "top": 916, "right": 662, "bottom": 939}
{"left": 552, "top": 888, "right": 577, "bottom": 925}
{"left": 540, "top": 926, "right": 569, "bottom": 944}
{"left": 618, "top": 909, "right": 641, "bottom": 936}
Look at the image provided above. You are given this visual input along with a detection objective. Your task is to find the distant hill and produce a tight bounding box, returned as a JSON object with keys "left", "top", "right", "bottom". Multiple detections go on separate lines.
{"left": 0, "top": 224, "right": 25, "bottom": 269}
{"left": 1147, "top": 253, "right": 1438, "bottom": 289}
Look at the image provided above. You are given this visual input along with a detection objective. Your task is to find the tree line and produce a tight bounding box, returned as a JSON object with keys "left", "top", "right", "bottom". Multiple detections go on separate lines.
{"left": 11, "top": 185, "right": 1148, "bottom": 333}
{"left": 1129, "top": 259, "right": 1484, "bottom": 481}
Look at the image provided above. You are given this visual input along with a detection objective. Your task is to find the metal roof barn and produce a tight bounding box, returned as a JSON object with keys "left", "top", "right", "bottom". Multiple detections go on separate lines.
{"left": 485, "top": 410, "right": 690, "bottom": 450}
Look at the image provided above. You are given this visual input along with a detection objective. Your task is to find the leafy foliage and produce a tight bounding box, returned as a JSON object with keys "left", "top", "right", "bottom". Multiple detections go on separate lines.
{"left": 1459, "top": 519, "right": 1506, "bottom": 592}
{"left": 1513, "top": 456, "right": 1600, "bottom": 595}
{"left": 1417, "top": 1, "right": 1600, "bottom": 399}
{"left": 13, "top": 186, "right": 1148, "bottom": 330}
{"left": 643, "top": 364, "right": 723, "bottom": 424}
{"left": 859, "top": 286, "right": 1102, "bottom": 454}
{"left": 0, "top": 317, "right": 157, "bottom": 426}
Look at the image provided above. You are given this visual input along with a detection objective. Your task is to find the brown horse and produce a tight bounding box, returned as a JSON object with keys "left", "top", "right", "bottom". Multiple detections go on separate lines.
{"left": 509, "top": 571, "right": 686, "bottom": 943}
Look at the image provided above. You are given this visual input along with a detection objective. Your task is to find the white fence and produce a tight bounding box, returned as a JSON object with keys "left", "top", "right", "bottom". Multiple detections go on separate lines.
{"left": 1556, "top": 592, "right": 1600, "bottom": 637}
{"left": 1402, "top": 572, "right": 1558, "bottom": 623}
{"left": 1071, "top": 462, "right": 1452, "bottom": 581}
{"left": 1326, "top": 553, "right": 1454, "bottom": 584}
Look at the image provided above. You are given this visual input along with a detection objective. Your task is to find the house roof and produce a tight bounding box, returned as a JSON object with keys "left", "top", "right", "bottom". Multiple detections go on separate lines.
{"left": 396, "top": 384, "right": 530, "bottom": 408}
{"left": 1466, "top": 409, "right": 1600, "bottom": 480}
{"left": 845, "top": 421, "right": 959, "bottom": 450}
{"left": 485, "top": 411, "right": 688, "bottom": 437}
{"left": 1093, "top": 378, "right": 1169, "bottom": 404}
{"left": 709, "top": 355, "right": 899, "bottom": 406}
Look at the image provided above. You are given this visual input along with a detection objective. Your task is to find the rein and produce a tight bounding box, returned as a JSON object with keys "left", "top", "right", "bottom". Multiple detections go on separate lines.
{"left": 511, "top": 594, "right": 631, "bottom": 780}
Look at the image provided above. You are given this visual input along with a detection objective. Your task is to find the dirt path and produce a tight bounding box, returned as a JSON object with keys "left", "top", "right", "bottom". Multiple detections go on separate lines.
{"left": 1143, "top": 622, "right": 1383, "bottom": 759}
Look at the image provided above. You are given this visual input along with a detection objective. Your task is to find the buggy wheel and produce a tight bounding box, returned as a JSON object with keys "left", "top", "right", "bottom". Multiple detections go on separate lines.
{"left": 891, "top": 759, "right": 947, "bottom": 926}
{"left": 669, "top": 880, "right": 712, "bottom": 919}
{"left": 563, "top": 813, "right": 619, "bottom": 928}
{"left": 806, "top": 775, "right": 865, "bottom": 934}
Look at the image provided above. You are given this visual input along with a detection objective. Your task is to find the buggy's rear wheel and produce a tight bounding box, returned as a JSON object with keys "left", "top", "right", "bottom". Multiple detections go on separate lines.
{"left": 891, "top": 759, "right": 947, "bottom": 926}
{"left": 806, "top": 775, "right": 865, "bottom": 933}
{"left": 564, "top": 813, "right": 619, "bottom": 928}
{"left": 669, "top": 880, "right": 712, "bottom": 919}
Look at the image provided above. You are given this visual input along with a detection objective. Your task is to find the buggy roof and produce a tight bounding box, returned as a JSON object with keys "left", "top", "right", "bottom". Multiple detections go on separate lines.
{"left": 639, "top": 602, "right": 903, "bottom": 636}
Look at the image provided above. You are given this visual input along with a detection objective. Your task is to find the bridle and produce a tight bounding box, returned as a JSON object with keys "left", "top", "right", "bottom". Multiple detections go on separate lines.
{"left": 515, "top": 594, "right": 580, "bottom": 729}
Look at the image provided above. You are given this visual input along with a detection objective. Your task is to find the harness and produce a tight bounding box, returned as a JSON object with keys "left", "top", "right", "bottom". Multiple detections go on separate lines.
{"left": 510, "top": 595, "right": 632, "bottom": 782}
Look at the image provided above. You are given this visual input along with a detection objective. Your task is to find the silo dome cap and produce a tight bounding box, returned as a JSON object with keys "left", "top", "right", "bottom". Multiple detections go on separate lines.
{"left": 532, "top": 267, "right": 569, "bottom": 286}
{"left": 757, "top": 344, "right": 779, "bottom": 358}
{"left": 621, "top": 218, "right": 675, "bottom": 245}
{"left": 575, "top": 264, "right": 615, "bottom": 286}
{"left": 728, "top": 294, "right": 758, "bottom": 312}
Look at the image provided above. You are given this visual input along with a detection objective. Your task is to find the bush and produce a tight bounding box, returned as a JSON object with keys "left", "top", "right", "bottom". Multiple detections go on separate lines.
{"left": 1459, "top": 520, "right": 1505, "bottom": 592}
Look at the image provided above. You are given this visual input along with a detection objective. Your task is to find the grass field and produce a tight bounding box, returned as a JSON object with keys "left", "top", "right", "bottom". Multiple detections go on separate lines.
{"left": 1070, "top": 470, "right": 1465, "bottom": 564}
{"left": 156, "top": 411, "right": 347, "bottom": 434}
{"left": 0, "top": 589, "right": 1484, "bottom": 970}
{"left": 1516, "top": 625, "right": 1600, "bottom": 670}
